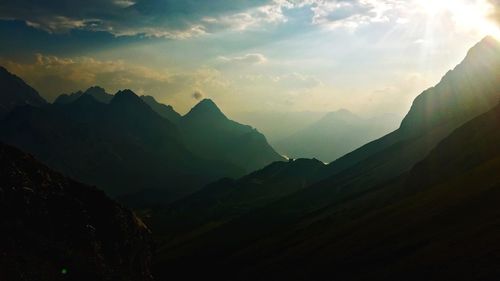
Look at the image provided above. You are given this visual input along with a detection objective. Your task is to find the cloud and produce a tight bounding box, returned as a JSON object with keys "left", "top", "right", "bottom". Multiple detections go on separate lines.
{"left": 0, "top": 0, "right": 291, "bottom": 38}
{"left": 192, "top": 90, "right": 204, "bottom": 100}
{"left": 0, "top": 54, "right": 229, "bottom": 112}
{"left": 0, "top": 0, "right": 411, "bottom": 38}
{"left": 219, "top": 53, "right": 268, "bottom": 65}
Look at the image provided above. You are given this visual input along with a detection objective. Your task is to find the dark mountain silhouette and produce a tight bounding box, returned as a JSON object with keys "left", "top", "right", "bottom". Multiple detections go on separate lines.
{"left": 54, "top": 86, "right": 113, "bottom": 104}
{"left": 0, "top": 89, "right": 241, "bottom": 200}
{"left": 140, "top": 95, "right": 181, "bottom": 123}
{"left": 53, "top": 89, "right": 282, "bottom": 176}
{"left": 275, "top": 109, "right": 398, "bottom": 162}
{"left": 0, "top": 142, "right": 153, "bottom": 281}
{"left": 152, "top": 36, "right": 500, "bottom": 280}
{"left": 181, "top": 99, "right": 285, "bottom": 173}
{"left": 0, "top": 66, "right": 46, "bottom": 118}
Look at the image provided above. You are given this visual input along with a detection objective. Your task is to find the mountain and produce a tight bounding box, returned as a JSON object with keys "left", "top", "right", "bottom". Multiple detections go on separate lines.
{"left": 327, "top": 36, "right": 500, "bottom": 176}
{"left": 232, "top": 110, "right": 327, "bottom": 143}
{"left": 54, "top": 86, "right": 113, "bottom": 104}
{"left": 149, "top": 158, "right": 325, "bottom": 247}
{"left": 0, "top": 142, "right": 153, "bottom": 281}
{"left": 55, "top": 87, "right": 182, "bottom": 123}
{"left": 275, "top": 109, "right": 399, "bottom": 162}
{"left": 140, "top": 95, "right": 181, "bottom": 123}
{"left": 151, "top": 36, "right": 500, "bottom": 280}
{"left": 0, "top": 70, "right": 282, "bottom": 203}
{"left": 0, "top": 89, "right": 240, "bottom": 200}
{"left": 180, "top": 99, "right": 285, "bottom": 173}
{"left": 0, "top": 66, "right": 47, "bottom": 118}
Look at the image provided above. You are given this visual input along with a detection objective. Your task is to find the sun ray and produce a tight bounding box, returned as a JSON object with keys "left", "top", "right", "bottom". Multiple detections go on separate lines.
{"left": 416, "top": 0, "right": 500, "bottom": 39}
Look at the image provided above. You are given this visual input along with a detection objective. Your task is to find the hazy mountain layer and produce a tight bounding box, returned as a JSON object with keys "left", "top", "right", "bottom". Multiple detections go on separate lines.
{"left": 0, "top": 142, "right": 153, "bottom": 281}
{"left": 232, "top": 111, "right": 328, "bottom": 142}
{"left": 275, "top": 109, "right": 399, "bottom": 162}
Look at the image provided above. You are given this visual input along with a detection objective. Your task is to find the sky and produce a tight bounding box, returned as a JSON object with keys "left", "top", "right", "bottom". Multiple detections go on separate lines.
{"left": 0, "top": 0, "right": 499, "bottom": 116}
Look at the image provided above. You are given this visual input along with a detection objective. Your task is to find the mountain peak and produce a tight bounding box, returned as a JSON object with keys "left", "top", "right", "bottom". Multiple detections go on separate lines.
{"left": 112, "top": 89, "right": 142, "bottom": 103}
{"left": 84, "top": 86, "right": 106, "bottom": 96}
{"left": 322, "top": 109, "right": 359, "bottom": 121}
{"left": 184, "top": 99, "right": 227, "bottom": 120}
{"left": 196, "top": 98, "right": 219, "bottom": 109}
{"left": 110, "top": 89, "right": 152, "bottom": 113}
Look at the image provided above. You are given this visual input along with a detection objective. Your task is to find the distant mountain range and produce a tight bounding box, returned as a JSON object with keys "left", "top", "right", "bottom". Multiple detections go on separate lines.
{"left": 275, "top": 109, "right": 399, "bottom": 162}
{"left": 150, "top": 36, "right": 500, "bottom": 280}
{"left": 0, "top": 142, "right": 153, "bottom": 281}
{"left": 0, "top": 72, "right": 283, "bottom": 201}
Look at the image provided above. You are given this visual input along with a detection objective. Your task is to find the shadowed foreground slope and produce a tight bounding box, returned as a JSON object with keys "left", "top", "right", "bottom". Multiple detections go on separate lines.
{"left": 0, "top": 143, "right": 153, "bottom": 281}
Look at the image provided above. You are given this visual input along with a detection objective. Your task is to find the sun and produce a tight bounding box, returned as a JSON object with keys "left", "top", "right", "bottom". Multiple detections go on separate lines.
{"left": 417, "top": 0, "right": 500, "bottom": 39}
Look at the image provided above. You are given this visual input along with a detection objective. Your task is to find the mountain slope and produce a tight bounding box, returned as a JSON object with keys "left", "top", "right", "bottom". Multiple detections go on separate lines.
{"left": 327, "top": 36, "right": 500, "bottom": 176}
{"left": 0, "top": 142, "right": 153, "bottom": 281}
{"left": 227, "top": 101, "right": 500, "bottom": 281}
{"left": 150, "top": 158, "right": 325, "bottom": 248}
{"left": 156, "top": 94, "right": 500, "bottom": 281}
{"left": 181, "top": 99, "right": 285, "bottom": 173}
{"left": 140, "top": 95, "right": 181, "bottom": 123}
{"left": 275, "top": 109, "right": 398, "bottom": 162}
{"left": 0, "top": 66, "right": 47, "bottom": 118}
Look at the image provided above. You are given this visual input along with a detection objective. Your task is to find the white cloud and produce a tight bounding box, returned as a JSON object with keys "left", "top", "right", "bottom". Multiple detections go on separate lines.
{"left": 219, "top": 53, "right": 268, "bottom": 65}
